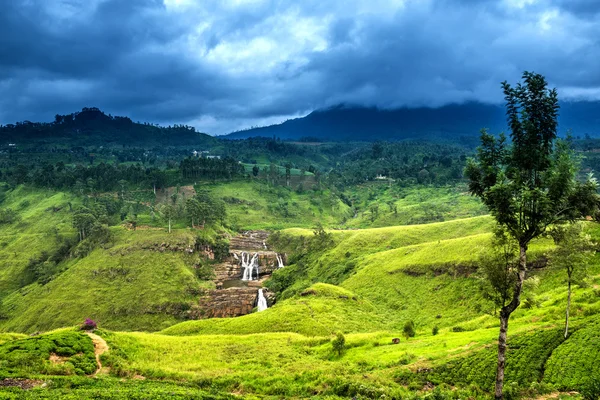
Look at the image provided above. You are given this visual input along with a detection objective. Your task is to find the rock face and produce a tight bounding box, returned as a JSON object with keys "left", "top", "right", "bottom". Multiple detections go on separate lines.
{"left": 192, "top": 231, "right": 284, "bottom": 319}
{"left": 229, "top": 230, "right": 270, "bottom": 251}
{"left": 191, "top": 287, "right": 276, "bottom": 318}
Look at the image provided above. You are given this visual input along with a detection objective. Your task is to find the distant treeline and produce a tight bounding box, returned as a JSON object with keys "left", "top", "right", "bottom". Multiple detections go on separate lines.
{"left": 0, "top": 107, "right": 215, "bottom": 146}
{"left": 0, "top": 157, "right": 245, "bottom": 193}
{"left": 326, "top": 141, "right": 468, "bottom": 187}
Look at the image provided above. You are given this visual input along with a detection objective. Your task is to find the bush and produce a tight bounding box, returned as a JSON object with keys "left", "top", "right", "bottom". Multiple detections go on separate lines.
{"left": 0, "top": 331, "right": 97, "bottom": 377}
{"left": 403, "top": 320, "right": 416, "bottom": 339}
{"left": 81, "top": 318, "right": 97, "bottom": 331}
{"left": 452, "top": 326, "right": 465, "bottom": 332}
{"left": 432, "top": 325, "right": 439, "bottom": 336}
{"left": 332, "top": 332, "right": 346, "bottom": 356}
{"left": 0, "top": 208, "right": 20, "bottom": 224}
{"left": 194, "top": 258, "right": 215, "bottom": 281}
{"left": 581, "top": 378, "right": 600, "bottom": 400}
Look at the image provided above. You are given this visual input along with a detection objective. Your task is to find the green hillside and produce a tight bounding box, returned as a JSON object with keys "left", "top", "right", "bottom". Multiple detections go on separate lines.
{"left": 0, "top": 185, "right": 599, "bottom": 399}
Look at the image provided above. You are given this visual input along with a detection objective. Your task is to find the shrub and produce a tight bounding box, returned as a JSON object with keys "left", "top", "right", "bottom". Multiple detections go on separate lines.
{"left": 403, "top": 320, "right": 416, "bottom": 339}
{"left": 332, "top": 332, "right": 346, "bottom": 356}
{"left": 81, "top": 318, "right": 97, "bottom": 330}
{"left": 452, "top": 326, "right": 465, "bottom": 332}
{"left": 432, "top": 325, "right": 439, "bottom": 336}
{"left": 0, "top": 331, "right": 96, "bottom": 376}
{"left": 580, "top": 378, "right": 600, "bottom": 400}
{"left": 194, "top": 258, "right": 215, "bottom": 281}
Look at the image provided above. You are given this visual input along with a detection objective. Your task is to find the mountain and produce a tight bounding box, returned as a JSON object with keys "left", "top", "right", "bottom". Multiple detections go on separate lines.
{"left": 0, "top": 107, "right": 217, "bottom": 147}
{"left": 223, "top": 101, "right": 600, "bottom": 142}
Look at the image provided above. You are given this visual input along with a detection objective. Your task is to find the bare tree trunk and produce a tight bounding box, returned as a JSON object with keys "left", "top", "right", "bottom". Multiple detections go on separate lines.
{"left": 565, "top": 279, "right": 571, "bottom": 338}
{"left": 168, "top": 218, "right": 171, "bottom": 234}
{"left": 495, "top": 244, "right": 527, "bottom": 400}
{"left": 495, "top": 312, "right": 509, "bottom": 400}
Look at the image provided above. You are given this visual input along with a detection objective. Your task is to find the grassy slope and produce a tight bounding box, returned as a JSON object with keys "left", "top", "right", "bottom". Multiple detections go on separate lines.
{"left": 161, "top": 283, "right": 383, "bottom": 336}
{"left": 200, "top": 180, "right": 351, "bottom": 229}
{"left": 1, "top": 186, "right": 599, "bottom": 398}
{"left": 0, "top": 187, "right": 79, "bottom": 299}
{"left": 344, "top": 184, "right": 488, "bottom": 228}
{"left": 0, "top": 229, "right": 208, "bottom": 333}
{"left": 99, "top": 254, "right": 599, "bottom": 397}
{"left": 161, "top": 216, "right": 567, "bottom": 338}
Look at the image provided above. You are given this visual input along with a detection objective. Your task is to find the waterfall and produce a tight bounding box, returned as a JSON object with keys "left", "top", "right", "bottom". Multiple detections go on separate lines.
{"left": 257, "top": 289, "right": 268, "bottom": 312}
{"left": 276, "top": 254, "right": 284, "bottom": 269}
{"left": 241, "top": 252, "right": 259, "bottom": 281}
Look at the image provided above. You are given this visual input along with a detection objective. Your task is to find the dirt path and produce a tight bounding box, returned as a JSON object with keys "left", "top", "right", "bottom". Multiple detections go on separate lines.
{"left": 86, "top": 332, "right": 109, "bottom": 376}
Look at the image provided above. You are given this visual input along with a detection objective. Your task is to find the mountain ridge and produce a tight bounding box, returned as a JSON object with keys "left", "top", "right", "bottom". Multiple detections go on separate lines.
{"left": 223, "top": 101, "right": 600, "bottom": 142}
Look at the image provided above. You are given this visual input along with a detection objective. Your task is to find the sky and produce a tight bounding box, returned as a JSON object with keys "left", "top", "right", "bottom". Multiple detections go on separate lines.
{"left": 1, "top": 0, "right": 599, "bottom": 135}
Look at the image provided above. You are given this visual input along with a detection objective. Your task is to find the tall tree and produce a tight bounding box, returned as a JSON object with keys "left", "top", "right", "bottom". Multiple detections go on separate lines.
{"left": 159, "top": 204, "right": 177, "bottom": 233}
{"left": 549, "top": 223, "right": 594, "bottom": 338}
{"left": 185, "top": 198, "right": 201, "bottom": 228}
{"left": 465, "top": 71, "right": 598, "bottom": 400}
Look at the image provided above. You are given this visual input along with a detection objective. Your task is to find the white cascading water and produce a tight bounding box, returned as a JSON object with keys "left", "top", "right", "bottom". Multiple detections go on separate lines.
{"left": 276, "top": 254, "right": 284, "bottom": 269}
{"left": 257, "top": 289, "right": 268, "bottom": 311}
{"left": 241, "top": 252, "right": 259, "bottom": 281}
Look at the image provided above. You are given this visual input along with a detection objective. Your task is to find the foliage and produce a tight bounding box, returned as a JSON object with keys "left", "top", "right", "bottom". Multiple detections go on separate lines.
{"left": 544, "top": 317, "right": 600, "bottom": 389}
{"left": 396, "top": 328, "right": 565, "bottom": 390}
{"left": 0, "top": 377, "right": 237, "bottom": 399}
{"left": 465, "top": 71, "right": 598, "bottom": 398}
{"left": 331, "top": 332, "right": 346, "bottom": 356}
{"left": 403, "top": 320, "right": 416, "bottom": 338}
{"left": 580, "top": 378, "right": 600, "bottom": 400}
{"left": 0, "top": 208, "right": 19, "bottom": 224}
{"left": 477, "top": 228, "right": 519, "bottom": 313}
{"left": 465, "top": 73, "right": 598, "bottom": 248}
{"left": 185, "top": 190, "right": 226, "bottom": 228}
{"left": 0, "top": 330, "right": 97, "bottom": 377}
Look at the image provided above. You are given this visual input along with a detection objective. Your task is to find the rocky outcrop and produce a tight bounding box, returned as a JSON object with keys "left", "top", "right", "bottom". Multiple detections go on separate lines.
{"left": 229, "top": 230, "right": 270, "bottom": 250}
{"left": 192, "top": 287, "right": 276, "bottom": 318}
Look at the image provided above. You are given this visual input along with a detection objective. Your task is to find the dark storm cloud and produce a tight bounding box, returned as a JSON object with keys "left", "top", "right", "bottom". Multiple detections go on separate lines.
{"left": 1, "top": 0, "right": 600, "bottom": 134}
{"left": 552, "top": 0, "right": 600, "bottom": 17}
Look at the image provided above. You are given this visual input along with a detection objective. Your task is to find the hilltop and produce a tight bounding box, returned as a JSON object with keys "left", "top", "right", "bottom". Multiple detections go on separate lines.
{"left": 0, "top": 107, "right": 217, "bottom": 147}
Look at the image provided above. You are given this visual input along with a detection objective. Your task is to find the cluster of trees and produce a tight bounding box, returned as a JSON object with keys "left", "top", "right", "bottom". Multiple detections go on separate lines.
{"left": 0, "top": 156, "right": 247, "bottom": 195}
{"left": 0, "top": 162, "right": 170, "bottom": 194}
{"left": 157, "top": 190, "right": 226, "bottom": 232}
{"left": 184, "top": 190, "right": 226, "bottom": 229}
{"left": 325, "top": 141, "right": 467, "bottom": 189}
{"left": 179, "top": 157, "right": 245, "bottom": 180}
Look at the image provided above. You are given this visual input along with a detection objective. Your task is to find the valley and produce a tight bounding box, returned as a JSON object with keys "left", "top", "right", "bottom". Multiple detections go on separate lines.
{"left": 0, "top": 177, "right": 599, "bottom": 398}
{"left": 1, "top": 80, "right": 600, "bottom": 399}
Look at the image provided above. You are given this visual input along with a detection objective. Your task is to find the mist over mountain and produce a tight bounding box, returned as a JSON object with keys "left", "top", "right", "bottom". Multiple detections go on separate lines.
{"left": 223, "top": 101, "right": 600, "bottom": 142}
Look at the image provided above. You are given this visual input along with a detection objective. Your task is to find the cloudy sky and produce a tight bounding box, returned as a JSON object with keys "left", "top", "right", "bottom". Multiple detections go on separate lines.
{"left": 1, "top": 0, "right": 599, "bottom": 134}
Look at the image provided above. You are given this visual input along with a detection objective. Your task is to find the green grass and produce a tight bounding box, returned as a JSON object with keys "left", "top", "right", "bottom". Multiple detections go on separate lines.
{"left": 0, "top": 378, "right": 236, "bottom": 400}
{"left": 198, "top": 180, "right": 351, "bottom": 230}
{"left": 0, "top": 229, "right": 209, "bottom": 333}
{"left": 161, "top": 283, "right": 382, "bottom": 336}
{"left": 1, "top": 184, "right": 599, "bottom": 399}
{"left": 0, "top": 186, "right": 80, "bottom": 299}
{"left": 343, "top": 183, "right": 488, "bottom": 228}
